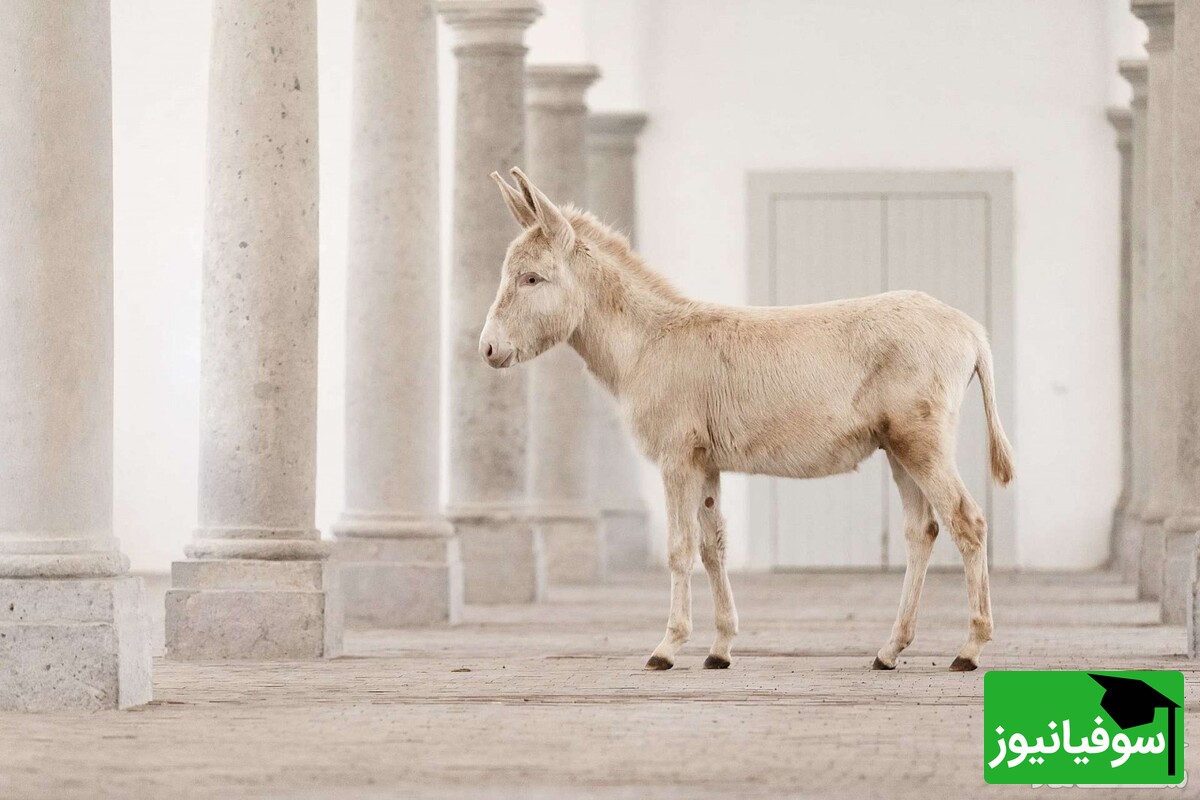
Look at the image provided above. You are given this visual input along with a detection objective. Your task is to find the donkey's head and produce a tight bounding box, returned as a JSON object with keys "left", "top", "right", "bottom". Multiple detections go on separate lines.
{"left": 479, "top": 168, "right": 585, "bottom": 369}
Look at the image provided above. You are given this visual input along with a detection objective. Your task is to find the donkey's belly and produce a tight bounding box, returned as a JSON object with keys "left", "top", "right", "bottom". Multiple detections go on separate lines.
{"left": 717, "top": 427, "right": 880, "bottom": 480}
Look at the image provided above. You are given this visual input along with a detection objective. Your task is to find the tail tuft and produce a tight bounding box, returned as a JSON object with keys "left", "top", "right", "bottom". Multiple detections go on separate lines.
{"left": 975, "top": 341, "right": 1014, "bottom": 486}
{"left": 990, "top": 434, "right": 1015, "bottom": 487}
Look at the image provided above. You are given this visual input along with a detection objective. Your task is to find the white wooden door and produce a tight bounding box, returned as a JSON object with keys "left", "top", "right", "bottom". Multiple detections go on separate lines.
{"left": 747, "top": 172, "right": 1014, "bottom": 569}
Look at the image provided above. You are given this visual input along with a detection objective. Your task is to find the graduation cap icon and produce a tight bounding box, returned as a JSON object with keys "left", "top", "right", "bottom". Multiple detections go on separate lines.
{"left": 1090, "top": 673, "right": 1180, "bottom": 777}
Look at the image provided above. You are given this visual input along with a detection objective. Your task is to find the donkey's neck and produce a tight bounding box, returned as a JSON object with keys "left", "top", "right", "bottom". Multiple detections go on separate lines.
{"left": 568, "top": 306, "right": 651, "bottom": 398}
{"left": 566, "top": 237, "right": 689, "bottom": 398}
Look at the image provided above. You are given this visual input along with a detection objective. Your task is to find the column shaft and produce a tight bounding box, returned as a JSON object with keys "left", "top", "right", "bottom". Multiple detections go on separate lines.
{"left": 1132, "top": 0, "right": 1177, "bottom": 609}
{"left": 1107, "top": 106, "right": 1133, "bottom": 571}
{"left": 526, "top": 64, "right": 603, "bottom": 584}
{"left": 165, "top": 0, "right": 341, "bottom": 658}
{"left": 1119, "top": 60, "right": 1150, "bottom": 583}
{"left": 1109, "top": 105, "right": 1134, "bottom": 575}
{"left": 332, "top": 0, "right": 462, "bottom": 628}
{"left": 0, "top": 0, "right": 151, "bottom": 710}
{"left": 585, "top": 112, "right": 652, "bottom": 572}
{"left": 441, "top": 0, "right": 544, "bottom": 604}
{"left": 1172, "top": 0, "right": 1200, "bottom": 654}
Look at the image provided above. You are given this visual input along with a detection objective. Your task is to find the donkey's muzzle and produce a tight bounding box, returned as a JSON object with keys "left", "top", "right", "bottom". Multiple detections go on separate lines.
{"left": 479, "top": 337, "right": 516, "bottom": 369}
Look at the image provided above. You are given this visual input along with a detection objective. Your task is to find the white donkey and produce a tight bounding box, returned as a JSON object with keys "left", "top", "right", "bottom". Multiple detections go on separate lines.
{"left": 480, "top": 168, "right": 1014, "bottom": 673}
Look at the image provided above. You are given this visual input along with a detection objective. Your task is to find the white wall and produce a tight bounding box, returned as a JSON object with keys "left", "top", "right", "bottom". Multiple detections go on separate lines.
{"left": 631, "top": 0, "right": 1139, "bottom": 570}
{"left": 110, "top": 0, "right": 1141, "bottom": 573}
{"left": 112, "top": 0, "right": 207, "bottom": 572}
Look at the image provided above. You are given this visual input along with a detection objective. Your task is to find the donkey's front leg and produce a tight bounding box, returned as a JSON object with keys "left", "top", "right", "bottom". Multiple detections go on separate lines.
{"left": 699, "top": 469, "right": 738, "bottom": 669}
{"left": 645, "top": 461, "right": 705, "bottom": 670}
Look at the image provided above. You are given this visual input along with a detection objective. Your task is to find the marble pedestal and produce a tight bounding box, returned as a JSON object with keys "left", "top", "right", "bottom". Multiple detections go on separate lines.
{"left": 1163, "top": 525, "right": 1198, "bottom": 624}
{"left": 540, "top": 515, "right": 604, "bottom": 585}
{"left": 332, "top": 520, "right": 463, "bottom": 627}
{"left": 0, "top": 577, "right": 152, "bottom": 711}
{"left": 453, "top": 513, "right": 544, "bottom": 605}
{"left": 1138, "top": 517, "right": 1166, "bottom": 602}
{"left": 602, "top": 509, "right": 651, "bottom": 573}
{"left": 165, "top": 560, "right": 342, "bottom": 659}
{"left": 1116, "top": 509, "right": 1143, "bottom": 582}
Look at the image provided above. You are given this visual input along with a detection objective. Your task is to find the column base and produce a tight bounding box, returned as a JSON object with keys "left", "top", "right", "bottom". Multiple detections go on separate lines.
{"left": 1192, "top": 581, "right": 1200, "bottom": 659}
{"left": 165, "top": 560, "right": 342, "bottom": 659}
{"left": 452, "top": 515, "right": 544, "bottom": 605}
{"left": 540, "top": 515, "right": 604, "bottom": 585}
{"left": 0, "top": 576, "right": 152, "bottom": 711}
{"left": 1138, "top": 517, "right": 1165, "bottom": 603}
{"left": 1163, "top": 515, "right": 1200, "bottom": 626}
{"left": 332, "top": 535, "right": 463, "bottom": 628}
{"left": 1114, "top": 505, "right": 1144, "bottom": 583}
{"left": 602, "top": 508, "right": 650, "bottom": 574}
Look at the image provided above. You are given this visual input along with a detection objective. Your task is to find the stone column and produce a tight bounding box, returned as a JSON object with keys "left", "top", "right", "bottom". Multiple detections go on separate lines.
{"left": 586, "top": 112, "right": 652, "bottom": 573}
{"left": 1108, "top": 104, "right": 1134, "bottom": 576}
{"left": 525, "top": 64, "right": 604, "bottom": 584}
{"left": 165, "top": 0, "right": 342, "bottom": 658}
{"left": 440, "top": 0, "right": 544, "bottom": 604}
{"left": 331, "top": 0, "right": 462, "bottom": 628}
{"left": 0, "top": 0, "right": 152, "bottom": 711}
{"left": 1118, "top": 60, "right": 1149, "bottom": 584}
{"left": 1173, "top": 0, "right": 1200, "bottom": 654}
{"left": 1132, "top": 0, "right": 1177, "bottom": 608}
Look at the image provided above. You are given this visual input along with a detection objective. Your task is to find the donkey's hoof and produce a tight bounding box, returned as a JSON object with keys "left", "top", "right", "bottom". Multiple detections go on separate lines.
{"left": 871, "top": 656, "right": 896, "bottom": 671}
{"left": 703, "top": 655, "right": 731, "bottom": 670}
{"left": 644, "top": 655, "right": 674, "bottom": 671}
{"left": 949, "top": 656, "right": 978, "bottom": 672}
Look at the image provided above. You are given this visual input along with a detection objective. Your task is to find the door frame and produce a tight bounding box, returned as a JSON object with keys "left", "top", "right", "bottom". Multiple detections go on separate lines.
{"left": 745, "top": 170, "right": 1016, "bottom": 569}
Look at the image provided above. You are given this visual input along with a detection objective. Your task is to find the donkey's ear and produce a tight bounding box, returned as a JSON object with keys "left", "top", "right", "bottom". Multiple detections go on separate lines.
{"left": 491, "top": 172, "right": 537, "bottom": 229}
{"left": 510, "top": 167, "right": 576, "bottom": 252}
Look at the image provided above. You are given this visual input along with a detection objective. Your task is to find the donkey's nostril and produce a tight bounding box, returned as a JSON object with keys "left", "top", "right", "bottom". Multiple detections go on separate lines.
{"left": 486, "top": 344, "right": 494, "bottom": 357}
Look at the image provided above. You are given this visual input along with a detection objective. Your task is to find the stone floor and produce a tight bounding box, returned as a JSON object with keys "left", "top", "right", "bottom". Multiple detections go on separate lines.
{"left": 0, "top": 569, "right": 1194, "bottom": 799}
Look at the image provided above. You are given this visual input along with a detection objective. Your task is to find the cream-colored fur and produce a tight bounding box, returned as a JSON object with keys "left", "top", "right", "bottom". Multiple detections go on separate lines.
{"left": 481, "top": 168, "right": 1014, "bottom": 672}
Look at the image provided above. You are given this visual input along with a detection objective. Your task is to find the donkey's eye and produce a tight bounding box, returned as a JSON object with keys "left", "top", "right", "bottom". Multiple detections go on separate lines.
{"left": 518, "top": 273, "right": 543, "bottom": 287}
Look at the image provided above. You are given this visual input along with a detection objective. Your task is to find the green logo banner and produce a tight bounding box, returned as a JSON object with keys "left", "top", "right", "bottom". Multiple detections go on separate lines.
{"left": 984, "top": 670, "right": 1184, "bottom": 785}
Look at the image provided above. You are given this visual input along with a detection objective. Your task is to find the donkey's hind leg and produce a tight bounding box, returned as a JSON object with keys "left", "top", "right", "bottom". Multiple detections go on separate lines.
{"left": 699, "top": 469, "right": 738, "bottom": 669}
{"left": 873, "top": 454, "right": 938, "bottom": 670}
{"left": 905, "top": 460, "right": 993, "bottom": 671}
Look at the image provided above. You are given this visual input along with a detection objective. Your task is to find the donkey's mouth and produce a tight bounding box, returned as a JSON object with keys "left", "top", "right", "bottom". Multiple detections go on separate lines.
{"left": 499, "top": 351, "right": 516, "bottom": 368}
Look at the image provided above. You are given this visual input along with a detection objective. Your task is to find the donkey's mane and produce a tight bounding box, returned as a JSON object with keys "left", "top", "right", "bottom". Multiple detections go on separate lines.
{"left": 563, "top": 206, "right": 688, "bottom": 306}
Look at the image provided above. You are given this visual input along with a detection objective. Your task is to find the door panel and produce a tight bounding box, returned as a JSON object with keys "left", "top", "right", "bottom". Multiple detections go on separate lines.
{"left": 884, "top": 195, "right": 991, "bottom": 567}
{"left": 771, "top": 196, "right": 887, "bottom": 567}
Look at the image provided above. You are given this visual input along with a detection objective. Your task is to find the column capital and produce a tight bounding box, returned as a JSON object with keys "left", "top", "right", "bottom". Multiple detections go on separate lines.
{"left": 587, "top": 111, "right": 649, "bottom": 152}
{"left": 526, "top": 64, "right": 601, "bottom": 109}
{"left": 1107, "top": 106, "right": 1133, "bottom": 150}
{"left": 439, "top": 0, "right": 541, "bottom": 49}
{"left": 1118, "top": 58, "right": 1149, "bottom": 108}
{"left": 1132, "top": 0, "right": 1174, "bottom": 49}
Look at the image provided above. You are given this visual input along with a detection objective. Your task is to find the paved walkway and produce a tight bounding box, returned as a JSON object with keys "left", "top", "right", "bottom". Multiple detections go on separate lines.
{"left": 0, "top": 570, "right": 1193, "bottom": 798}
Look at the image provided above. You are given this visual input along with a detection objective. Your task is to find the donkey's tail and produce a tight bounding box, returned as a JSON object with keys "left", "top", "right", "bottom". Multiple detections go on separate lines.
{"left": 974, "top": 337, "right": 1014, "bottom": 486}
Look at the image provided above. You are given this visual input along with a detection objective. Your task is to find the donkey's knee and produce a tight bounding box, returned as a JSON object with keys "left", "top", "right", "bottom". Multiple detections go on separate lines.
{"left": 906, "top": 519, "right": 938, "bottom": 547}
{"left": 667, "top": 547, "right": 695, "bottom": 576}
{"left": 699, "top": 525, "right": 726, "bottom": 573}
